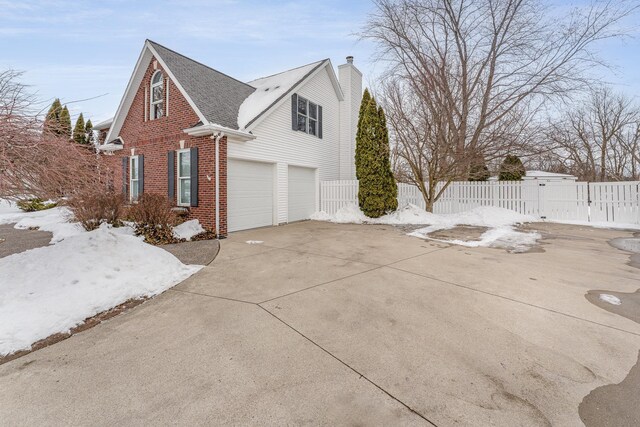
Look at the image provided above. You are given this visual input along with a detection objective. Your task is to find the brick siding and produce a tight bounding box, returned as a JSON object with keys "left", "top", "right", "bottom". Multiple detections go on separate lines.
{"left": 100, "top": 57, "right": 227, "bottom": 235}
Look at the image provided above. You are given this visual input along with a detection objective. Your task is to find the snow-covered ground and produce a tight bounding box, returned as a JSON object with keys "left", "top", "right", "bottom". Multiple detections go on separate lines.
{"left": 172, "top": 219, "right": 205, "bottom": 240}
{"left": 0, "top": 200, "right": 202, "bottom": 356}
{"left": 311, "top": 204, "right": 540, "bottom": 252}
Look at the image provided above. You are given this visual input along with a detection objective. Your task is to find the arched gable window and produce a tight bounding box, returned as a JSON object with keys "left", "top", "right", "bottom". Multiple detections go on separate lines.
{"left": 150, "top": 71, "right": 164, "bottom": 119}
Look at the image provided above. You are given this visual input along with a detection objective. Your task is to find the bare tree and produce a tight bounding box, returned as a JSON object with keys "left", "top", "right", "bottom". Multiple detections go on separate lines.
{"left": 364, "top": 0, "right": 636, "bottom": 210}
{"left": 0, "top": 70, "right": 111, "bottom": 201}
{"left": 547, "top": 86, "right": 640, "bottom": 181}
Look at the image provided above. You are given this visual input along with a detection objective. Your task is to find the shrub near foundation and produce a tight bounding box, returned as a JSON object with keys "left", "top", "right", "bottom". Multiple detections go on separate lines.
{"left": 127, "top": 193, "right": 183, "bottom": 245}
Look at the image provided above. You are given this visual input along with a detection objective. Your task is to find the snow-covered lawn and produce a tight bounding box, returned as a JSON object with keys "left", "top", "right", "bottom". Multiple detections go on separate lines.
{"left": 311, "top": 204, "right": 540, "bottom": 252}
{"left": 0, "top": 200, "right": 202, "bottom": 356}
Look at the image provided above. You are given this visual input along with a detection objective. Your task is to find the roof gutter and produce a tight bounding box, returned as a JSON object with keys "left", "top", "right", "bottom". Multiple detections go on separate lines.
{"left": 183, "top": 123, "right": 255, "bottom": 142}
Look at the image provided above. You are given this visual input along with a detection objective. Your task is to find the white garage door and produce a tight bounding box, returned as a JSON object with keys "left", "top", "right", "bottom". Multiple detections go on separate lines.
{"left": 228, "top": 159, "right": 274, "bottom": 232}
{"left": 288, "top": 166, "right": 316, "bottom": 222}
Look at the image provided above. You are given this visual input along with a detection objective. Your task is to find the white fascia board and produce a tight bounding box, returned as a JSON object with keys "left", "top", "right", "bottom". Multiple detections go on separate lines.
{"left": 245, "top": 60, "right": 343, "bottom": 132}
{"left": 97, "top": 143, "right": 124, "bottom": 152}
{"left": 325, "top": 59, "right": 345, "bottom": 101}
{"left": 106, "top": 41, "right": 209, "bottom": 143}
{"left": 93, "top": 117, "right": 114, "bottom": 130}
{"left": 183, "top": 123, "right": 256, "bottom": 143}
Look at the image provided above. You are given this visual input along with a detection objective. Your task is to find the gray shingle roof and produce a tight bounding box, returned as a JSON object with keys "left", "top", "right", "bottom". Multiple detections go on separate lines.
{"left": 148, "top": 40, "right": 256, "bottom": 130}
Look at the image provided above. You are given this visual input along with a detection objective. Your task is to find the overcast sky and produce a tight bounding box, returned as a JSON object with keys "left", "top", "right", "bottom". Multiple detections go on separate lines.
{"left": 1, "top": 0, "right": 638, "bottom": 124}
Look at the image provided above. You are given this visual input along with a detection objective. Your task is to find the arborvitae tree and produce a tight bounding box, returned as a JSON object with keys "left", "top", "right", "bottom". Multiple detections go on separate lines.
{"left": 84, "top": 119, "right": 94, "bottom": 145}
{"left": 59, "top": 106, "right": 72, "bottom": 140}
{"left": 499, "top": 154, "right": 526, "bottom": 181}
{"left": 73, "top": 113, "right": 86, "bottom": 144}
{"left": 355, "top": 90, "right": 398, "bottom": 218}
{"left": 354, "top": 89, "right": 372, "bottom": 180}
{"left": 468, "top": 157, "right": 491, "bottom": 181}
{"left": 43, "top": 98, "right": 62, "bottom": 135}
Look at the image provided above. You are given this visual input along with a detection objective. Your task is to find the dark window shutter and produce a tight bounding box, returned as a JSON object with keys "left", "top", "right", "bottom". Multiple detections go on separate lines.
{"left": 138, "top": 154, "right": 144, "bottom": 195}
{"left": 167, "top": 151, "right": 175, "bottom": 201}
{"left": 291, "top": 93, "right": 298, "bottom": 131}
{"left": 121, "top": 156, "right": 128, "bottom": 197}
{"left": 318, "top": 106, "right": 323, "bottom": 139}
{"left": 190, "top": 147, "right": 198, "bottom": 207}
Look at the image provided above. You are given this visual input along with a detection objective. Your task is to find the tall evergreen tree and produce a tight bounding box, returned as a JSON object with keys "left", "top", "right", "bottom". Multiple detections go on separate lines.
{"left": 355, "top": 90, "right": 398, "bottom": 218}
{"left": 59, "top": 106, "right": 72, "bottom": 140}
{"left": 354, "top": 89, "right": 372, "bottom": 180}
{"left": 84, "top": 119, "right": 94, "bottom": 145}
{"left": 499, "top": 155, "right": 526, "bottom": 181}
{"left": 73, "top": 113, "right": 86, "bottom": 144}
{"left": 43, "top": 98, "right": 62, "bottom": 135}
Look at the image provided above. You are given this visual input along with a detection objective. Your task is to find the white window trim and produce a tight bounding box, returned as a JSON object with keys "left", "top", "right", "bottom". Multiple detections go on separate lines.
{"left": 129, "top": 155, "right": 140, "bottom": 203}
{"left": 176, "top": 149, "right": 191, "bottom": 207}
{"left": 150, "top": 70, "right": 164, "bottom": 120}
{"left": 296, "top": 95, "right": 319, "bottom": 137}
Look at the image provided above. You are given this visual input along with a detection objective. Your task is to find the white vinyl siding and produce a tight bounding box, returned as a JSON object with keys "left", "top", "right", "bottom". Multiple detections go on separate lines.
{"left": 288, "top": 166, "right": 316, "bottom": 222}
{"left": 228, "top": 159, "right": 274, "bottom": 232}
{"left": 229, "top": 66, "right": 340, "bottom": 224}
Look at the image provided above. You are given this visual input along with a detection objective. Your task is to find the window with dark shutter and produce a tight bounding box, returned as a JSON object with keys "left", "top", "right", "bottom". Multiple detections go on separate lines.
{"left": 292, "top": 94, "right": 322, "bottom": 138}
{"left": 291, "top": 93, "right": 298, "bottom": 131}
{"left": 121, "top": 156, "right": 128, "bottom": 197}
{"left": 168, "top": 151, "right": 175, "bottom": 200}
{"left": 138, "top": 154, "right": 144, "bottom": 196}
{"left": 190, "top": 147, "right": 198, "bottom": 207}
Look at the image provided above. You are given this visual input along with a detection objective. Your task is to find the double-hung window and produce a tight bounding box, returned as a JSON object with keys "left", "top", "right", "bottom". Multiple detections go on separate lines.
{"left": 130, "top": 156, "right": 140, "bottom": 202}
{"left": 296, "top": 96, "right": 319, "bottom": 137}
{"left": 150, "top": 71, "right": 164, "bottom": 119}
{"left": 177, "top": 149, "right": 191, "bottom": 206}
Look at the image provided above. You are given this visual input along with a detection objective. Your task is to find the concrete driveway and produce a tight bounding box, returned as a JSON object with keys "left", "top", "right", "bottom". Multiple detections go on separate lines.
{"left": 1, "top": 221, "right": 639, "bottom": 426}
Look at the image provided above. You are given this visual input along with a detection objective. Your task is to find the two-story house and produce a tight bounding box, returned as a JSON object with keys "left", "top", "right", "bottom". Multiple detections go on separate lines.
{"left": 96, "top": 40, "right": 362, "bottom": 236}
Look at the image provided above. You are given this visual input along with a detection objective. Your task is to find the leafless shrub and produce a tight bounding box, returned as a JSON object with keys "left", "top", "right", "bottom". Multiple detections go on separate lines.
{"left": 127, "top": 193, "right": 181, "bottom": 245}
{"left": 67, "top": 190, "right": 125, "bottom": 231}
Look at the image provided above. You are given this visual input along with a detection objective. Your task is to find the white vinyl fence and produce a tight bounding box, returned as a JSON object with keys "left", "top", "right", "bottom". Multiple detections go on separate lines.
{"left": 319, "top": 180, "right": 640, "bottom": 226}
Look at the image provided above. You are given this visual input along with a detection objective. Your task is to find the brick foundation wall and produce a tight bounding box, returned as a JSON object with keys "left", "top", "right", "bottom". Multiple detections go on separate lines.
{"left": 100, "top": 56, "right": 227, "bottom": 235}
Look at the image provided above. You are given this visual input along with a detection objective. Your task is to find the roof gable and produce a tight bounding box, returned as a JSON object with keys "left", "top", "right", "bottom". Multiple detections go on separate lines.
{"left": 148, "top": 41, "right": 255, "bottom": 129}
{"left": 238, "top": 60, "right": 344, "bottom": 130}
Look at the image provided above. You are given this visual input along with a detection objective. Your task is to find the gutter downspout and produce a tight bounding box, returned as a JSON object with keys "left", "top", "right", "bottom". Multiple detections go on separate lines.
{"left": 213, "top": 131, "right": 224, "bottom": 238}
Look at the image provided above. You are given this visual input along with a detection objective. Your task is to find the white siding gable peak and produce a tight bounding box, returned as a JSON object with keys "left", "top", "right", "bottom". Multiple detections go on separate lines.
{"left": 238, "top": 60, "right": 344, "bottom": 132}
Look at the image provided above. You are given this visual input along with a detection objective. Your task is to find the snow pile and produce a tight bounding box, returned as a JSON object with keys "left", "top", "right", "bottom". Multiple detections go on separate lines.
{"left": 237, "top": 60, "right": 323, "bottom": 129}
{"left": 599, "top": 294, "right": 622, "bottom": 305}
{"left": 312, "top": 204, "right": 540, "bottom": 252}
{"left": 173, "top": 219, "right": 205, "bottom": 240}
{"left": 0, "top": 203, "right": 83, "bottom": 244}
{"left": 0, "top": 224, "right": 202, "bottom": 356}
{"left": 311, "top": 204, "right": 368, "bottom": 224}
{"left": 246, "top": 240, "right": 264, "bottom": 245}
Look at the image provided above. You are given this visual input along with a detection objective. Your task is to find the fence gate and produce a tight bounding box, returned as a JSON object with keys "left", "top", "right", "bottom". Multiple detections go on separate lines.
{"left": 537, "top": 181, "right": 589, "bottom": 221}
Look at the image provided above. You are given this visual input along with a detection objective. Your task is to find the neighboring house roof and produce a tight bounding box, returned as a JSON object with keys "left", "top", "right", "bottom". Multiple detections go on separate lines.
{"left": 524, "top": 170, "right": 576, "bottom": 179}
{"left": 147, "top": 41, "right": 256, "bottom": 130}
{"left": 93, "top": 117, "right": 113, "bottom": 130}
{"left": 488, "top": 170, "right": 578, "bottom": 181}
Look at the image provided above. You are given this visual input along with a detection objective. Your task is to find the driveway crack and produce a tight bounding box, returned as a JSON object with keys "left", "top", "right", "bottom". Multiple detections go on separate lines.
{"left": 258, "top": 305, "right": 438, "bottom": 426}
